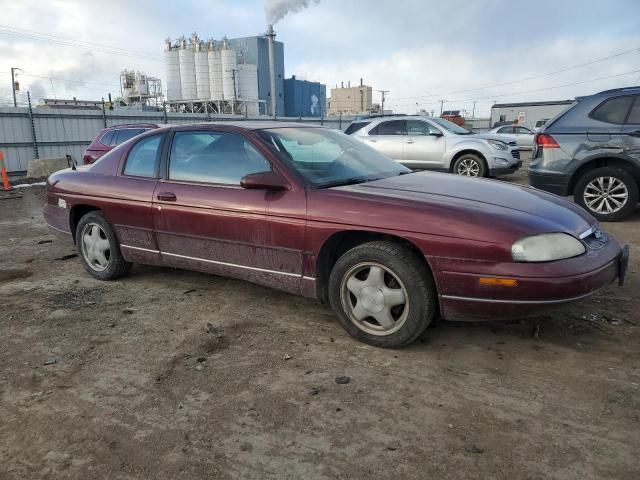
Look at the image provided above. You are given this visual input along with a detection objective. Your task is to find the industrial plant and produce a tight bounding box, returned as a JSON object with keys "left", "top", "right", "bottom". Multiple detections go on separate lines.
{"left": 164, "top": 26, "right": 284, "bottom": 115}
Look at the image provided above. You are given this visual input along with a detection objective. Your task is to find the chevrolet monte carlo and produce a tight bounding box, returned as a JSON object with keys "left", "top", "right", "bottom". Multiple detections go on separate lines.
{"left": 44, "top": 123, "right": 629, "bottom": 348}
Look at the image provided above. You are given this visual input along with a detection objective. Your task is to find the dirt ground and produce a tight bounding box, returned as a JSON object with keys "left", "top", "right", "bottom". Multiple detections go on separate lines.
{"left": 1, "top": 154, "right": 639, "bottom": 480}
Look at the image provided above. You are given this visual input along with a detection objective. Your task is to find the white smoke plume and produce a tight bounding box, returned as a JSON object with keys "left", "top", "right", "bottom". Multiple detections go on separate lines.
{"left": 265, "top": 0, "right": 320, "bottom": 24}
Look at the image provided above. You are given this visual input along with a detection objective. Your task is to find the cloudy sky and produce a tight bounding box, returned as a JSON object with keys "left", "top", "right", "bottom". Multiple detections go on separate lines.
{"left": 1, "top": 0, "right": 639, "bottom": 116}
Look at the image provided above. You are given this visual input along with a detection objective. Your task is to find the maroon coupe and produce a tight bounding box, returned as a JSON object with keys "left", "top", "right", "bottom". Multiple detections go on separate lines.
{"left": 44, "top": 123, "right": 629, "bottom": 348}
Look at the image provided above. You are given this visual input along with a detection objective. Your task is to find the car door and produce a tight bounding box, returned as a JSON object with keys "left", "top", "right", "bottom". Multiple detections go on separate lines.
{"left": 362, "top": 120, "right": 406, "bottom": 161}
{"left": 152, "top": 128, "right": 304, "bottom": 292}
{"left": 107, "top": 133, "right": 165, "bottom": 265}
{"left": 515, "top": 126, "right": 534, "bottom": 148}
{"left": 403, "top": 119, "right": 446, "bottom": 169}
{"left": 620, "top": 95, "right": 640, "bottom": 164}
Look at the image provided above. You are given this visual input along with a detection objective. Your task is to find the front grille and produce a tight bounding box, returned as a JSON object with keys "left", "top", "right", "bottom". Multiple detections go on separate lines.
{"left": 511, "top": 149, "right": 521, "bottom": 159}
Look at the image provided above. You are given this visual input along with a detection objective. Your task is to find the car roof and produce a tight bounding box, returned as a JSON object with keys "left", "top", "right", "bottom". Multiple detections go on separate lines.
{"left": 168, "top": 121, "right": 323, "bottom": 131}
{"left": 105, "top": 123, "right": 160, "bottom": 130}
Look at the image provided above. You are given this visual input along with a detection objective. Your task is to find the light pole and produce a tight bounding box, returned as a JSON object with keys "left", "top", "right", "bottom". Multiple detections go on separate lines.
{"left": 11, "top": 67, "right": 23, "bottom": 108}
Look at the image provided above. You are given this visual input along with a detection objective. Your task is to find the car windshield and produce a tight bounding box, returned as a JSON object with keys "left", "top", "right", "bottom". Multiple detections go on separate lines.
{"left": 429, "top": 117, "right": 472, "bottom": 135}
{"left": 257, "top": 127, "right": 409, "bottom": 188}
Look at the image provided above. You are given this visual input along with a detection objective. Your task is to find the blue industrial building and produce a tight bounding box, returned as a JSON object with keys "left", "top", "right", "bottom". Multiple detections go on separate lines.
{"left": 283, "top": 76, "right": 327, "bottom": 118}
{"left": 228, "top": 36, "right": 285, "bottom": 116}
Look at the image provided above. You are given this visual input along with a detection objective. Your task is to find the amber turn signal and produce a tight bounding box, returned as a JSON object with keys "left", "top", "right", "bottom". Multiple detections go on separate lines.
{"left": 479, "top": 277, "right": 519, "bottom": 287}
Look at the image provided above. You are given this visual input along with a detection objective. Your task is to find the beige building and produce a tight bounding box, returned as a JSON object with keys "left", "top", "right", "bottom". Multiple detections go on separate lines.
{"left": 328, "top": 80, "right": 373, "bottom": 115}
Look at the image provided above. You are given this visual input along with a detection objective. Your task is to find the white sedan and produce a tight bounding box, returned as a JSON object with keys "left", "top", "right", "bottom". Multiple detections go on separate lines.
{"left": 488, "top": 125, "right": 535, "bottom": 150}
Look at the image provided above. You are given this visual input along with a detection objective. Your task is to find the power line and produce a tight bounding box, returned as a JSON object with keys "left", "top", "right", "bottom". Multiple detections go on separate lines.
{"left": 392, "top": 46, "right": 640, "bottom": 101}
{"left": 0, "top": 24, "right": 162, "bottom": 62}
{"left": 387, "top": 68, "right": 640, "bottom": 109}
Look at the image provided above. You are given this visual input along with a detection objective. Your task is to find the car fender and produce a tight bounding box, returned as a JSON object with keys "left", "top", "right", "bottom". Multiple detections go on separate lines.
{"left": 444, "top": 138, "right": 491, "bottom": 165}
{"left": 566, "top": 152, "right": 640, "bottom": 193}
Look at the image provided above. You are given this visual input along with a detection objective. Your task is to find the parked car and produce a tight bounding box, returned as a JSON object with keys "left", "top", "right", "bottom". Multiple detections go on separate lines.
{"left": 534, "top": 118, "right": 549, "bottom": 132}
{"left": 346, "top": 116, "right": 521, "bottom": 177}
{"left": 45, "top": 123, "right": 628, "bottom": 348}
{"left": 529, "top": 86, "right": 640, "bottom": 222}
{"left": 82, "top": 124, "right": 159, "bottom": 164}
{"left": 488, "top": 124, "right": 535, "bottom": 150}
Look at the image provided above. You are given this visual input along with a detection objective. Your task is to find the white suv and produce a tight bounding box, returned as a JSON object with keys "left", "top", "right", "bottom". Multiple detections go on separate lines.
{"left": 345, "top": 116, "right": 522, "bottom": 177}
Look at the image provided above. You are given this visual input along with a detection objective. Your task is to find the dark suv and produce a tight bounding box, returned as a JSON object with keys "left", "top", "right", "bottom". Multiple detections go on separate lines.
{"left": 528, "top": 86, "right": 640, "bottom": 221}
{"left": 82, "top": 124, "right": 159, "bottom": 164}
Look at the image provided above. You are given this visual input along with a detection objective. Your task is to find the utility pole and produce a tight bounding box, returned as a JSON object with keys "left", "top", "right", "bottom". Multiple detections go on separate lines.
{"left": 439, "top": 99, "right": 445, "bottom": 116}
{"left": 378, "top": 90, "right": 389, "bottom": 114}
{"left": 11, "top": 67, "right": 22, "bottom": 108}
{"left": 231, "top": 68, "right": 238, "bottom": 115}
{"left": 472, "top": 101, "right": 477, "bottom": 119}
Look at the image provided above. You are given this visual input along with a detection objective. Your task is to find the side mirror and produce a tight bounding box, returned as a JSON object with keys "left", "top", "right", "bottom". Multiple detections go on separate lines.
{"left": 240, "top": 171, "right": 290, "bottom": 191}
{"left": 429, "top": 131, "right": 443, "bottom": 137}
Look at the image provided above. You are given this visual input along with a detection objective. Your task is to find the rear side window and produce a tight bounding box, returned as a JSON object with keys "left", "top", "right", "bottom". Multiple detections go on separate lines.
{"left": 498, "top": 126, "right": 513, "bottom": 134}
{"left": 370, "top": 120, "right": 406, "bottom": 136}
{"left": 344, "top": 122, "right": 370, "bottom": 135}
{"left": 626, "top": 96, "right": 640, "bottom": 124}
{"left": 100, "top": 130, "right": 115, "bottom": 146}
{"left": 116, "top": 128, "right": 148, "bottom": 145}
{"left": 123, "top": 135, "right": 162, "bottom": 178}
{"left": 169, "top": 131, "right": 271, "bottom": 185}
{"left": 590, "top": 96, "right": 634, "bottom": 124}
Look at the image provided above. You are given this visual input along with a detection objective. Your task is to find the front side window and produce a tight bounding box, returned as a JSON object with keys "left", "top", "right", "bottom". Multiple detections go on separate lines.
{"left": 406, "top": 120, "right": 439, "bottom": 136}
{"left": 370, "top": 120, "right": 406, "bottom": 136}
{"left": 257, "top": 127, "right": 408, "bottom": 188}
{"left": 123, "top": 135, "right": 162, "bottom": 178}
{"left": 590, "top": 96, "right": 634, "bottom": 124}
{"left": 116, "top": 128, "right": 148, "bottom": 145}
{"left": 169, "top": 131, "right": 271, "bottom": 185}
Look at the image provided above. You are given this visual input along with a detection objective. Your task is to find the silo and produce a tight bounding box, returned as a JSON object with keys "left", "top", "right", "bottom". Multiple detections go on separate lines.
{"left": 194, "top": 41, "right": 210, "bottom": 100}
{"left": 221, "top": 40, "right": 237, "bottom": 102}
{"left": 178, "top": 36, "right": 197, "bottom": 100}
{"left": 208, "top": 42, "right": 223, "bottom": 101}
{"left": 237, "top": 64, "right": 259, "bottom": 115}
{"left": 164, "top": 39, "right": 182, "bottom": 101}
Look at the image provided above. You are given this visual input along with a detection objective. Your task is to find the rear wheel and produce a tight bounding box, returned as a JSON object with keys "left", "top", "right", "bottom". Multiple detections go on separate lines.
{"left": 328, "top": 241, "right": 436, "bottom": 348}
{"left": 574, "top": 167, "right": 638, "bottom": 222}
{"left": 76, "top": 211, "right": 131, "bottom": 280}
{"left": 453, "top": 153, "right": 486, "bottom": 177}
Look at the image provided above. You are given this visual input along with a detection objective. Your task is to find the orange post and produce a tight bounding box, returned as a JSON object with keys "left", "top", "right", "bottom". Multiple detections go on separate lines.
{"left": 0, "top": 151, "right": 10, "bottom": 191}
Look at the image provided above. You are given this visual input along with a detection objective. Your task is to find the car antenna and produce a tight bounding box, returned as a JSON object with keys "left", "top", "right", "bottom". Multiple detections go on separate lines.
{"left": 66, "top": 154, "right": 76, "bottom": 171}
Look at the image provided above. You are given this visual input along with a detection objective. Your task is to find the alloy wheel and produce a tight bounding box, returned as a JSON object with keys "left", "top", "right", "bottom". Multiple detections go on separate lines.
{"left": 340, "top": 262, "right": 409, "bottom": 336}
{"left": 456, "top": 158, "right": 480, "bottom": 176}
{"left": 81, "top": 223, "right": 111, "bottom": 272}
{"left": 583, "top": 176, "right": 629, "bottom": 215}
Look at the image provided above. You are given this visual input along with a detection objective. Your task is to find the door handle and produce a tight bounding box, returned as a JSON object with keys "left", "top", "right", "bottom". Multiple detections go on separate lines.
{"left": 628, "top": 130, "right": 640, "bottom": 138}
{"left": 157, "top": 192, "right": 176, "bottom": 202}
{"left": 367, "top": 138, "right": 377, "bottom": 142}
{"left": 406, "top": 139, "right": 415, "bottom": 144}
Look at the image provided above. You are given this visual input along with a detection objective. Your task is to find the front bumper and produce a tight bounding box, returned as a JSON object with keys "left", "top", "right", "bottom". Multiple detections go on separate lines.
{"left": 489, "top": 160, "right": 522, "bottom": 177}
{"left": 436, "top": 241, "right": 628, "bottom": 321}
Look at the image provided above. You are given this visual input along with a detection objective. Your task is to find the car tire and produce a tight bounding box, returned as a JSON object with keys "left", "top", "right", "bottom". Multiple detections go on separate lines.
{"left": 75, "top": 211, "right": 131, "bottom": 280}
{"left": 328, "top": 241, "right": 437, "bottom": 348}
{"left": 574, "top": 167, "right": 638, "bottom": 222}
{"left": 453, "top": 153, "right": 487, "bottom": 177}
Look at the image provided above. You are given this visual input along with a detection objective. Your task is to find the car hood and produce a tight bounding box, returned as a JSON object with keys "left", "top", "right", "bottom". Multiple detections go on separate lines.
{"left": 330, "top": 171, "right": 594, "bottom": 241}
{"left": 469, "top": 132, "right": 517, "bottom": 143}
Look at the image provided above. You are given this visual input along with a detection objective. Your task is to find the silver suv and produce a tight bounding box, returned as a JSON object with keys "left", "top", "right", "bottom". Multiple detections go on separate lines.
{"left": 345, "top": 116, "right": 522, "bottom": 177}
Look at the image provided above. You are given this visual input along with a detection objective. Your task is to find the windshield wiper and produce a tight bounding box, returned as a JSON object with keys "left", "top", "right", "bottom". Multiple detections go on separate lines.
{"left": 317, "top": 176, "right": 373, "bottom": 188}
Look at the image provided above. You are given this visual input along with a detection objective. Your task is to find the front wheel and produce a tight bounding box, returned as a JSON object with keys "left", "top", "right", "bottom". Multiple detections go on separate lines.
{"left": 574, "top": 167, "right": 638, "bottom": 222}
{"left": 453, "top": 154, "right": 486, "bottom": 177}
{"left": 328, "top": 241, "right": 437, "bottom": 348}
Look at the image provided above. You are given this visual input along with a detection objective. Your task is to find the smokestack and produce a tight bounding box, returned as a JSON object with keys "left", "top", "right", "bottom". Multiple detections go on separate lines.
{"left": 266, "top": 24, "right": 277, "bottom": 117}
{"left": 360, "top": 78, "right": 363, "bottom": 87}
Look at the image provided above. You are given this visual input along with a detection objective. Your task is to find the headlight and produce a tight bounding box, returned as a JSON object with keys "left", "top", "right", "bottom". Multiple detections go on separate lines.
{"left": 512, "top": 233, "right": 585, "bottom": 262}
{"left": 487, "top": 139, "right": 508, "bottom": 151}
